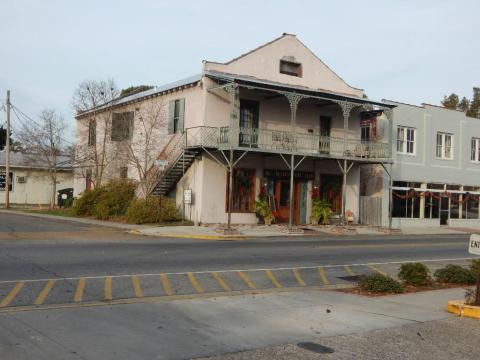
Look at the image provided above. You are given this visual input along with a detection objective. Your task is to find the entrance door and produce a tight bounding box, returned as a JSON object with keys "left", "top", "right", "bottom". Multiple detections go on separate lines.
{"left": 275, "top": 180, "right": 290, "bottom": 222}
{"left": 239, "top": 100, "right": 259, "bottom": 147}
{"left": 440, "top": 196, "right": 449, "bottom": 225}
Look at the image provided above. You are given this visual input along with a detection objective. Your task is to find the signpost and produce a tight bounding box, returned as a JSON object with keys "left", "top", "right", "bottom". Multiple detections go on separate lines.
{"left": 468, "top": 234, "right": 480, "bottom": 305}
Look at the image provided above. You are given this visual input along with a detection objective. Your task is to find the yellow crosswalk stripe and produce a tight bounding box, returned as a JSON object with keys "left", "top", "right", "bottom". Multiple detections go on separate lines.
{"left": 74, "top": 278, "right": 86, "bottom": 303}
{"left": 212, "top": 272, "right": 231, "bottom": 292}
{"left": 131, "top": 276, "right": 144, "bottom": 298}
{"left": 0, "top": 282, "right": 24, "bottom": 308}
{"left": 292, "top": 268, "right": 306, "bottom": 286}
{"left": 34, "top": 280, "right": 56, "bottom": 305}
{"left": 265, "top": 270, "right": 282, "bottom": 288}
{"left": 318, "top": 267, "right": 330, "bottom": 285}
{"left": 344, "top": 265, "right": 355, "bottom": 276}
{"left": 187, "top": 272, "right": 204, "bottom": 293}
{"left": 104, "top": 276, "right": 112, "bottom": 301}
{"left": 238, "top": 271, "right": 256, "bottom": 289}
{"left": 367, "top": 264, "right": 388, "bottom": 276}
{"left": 160, "top": 274, "right": 173, "bottom": 296}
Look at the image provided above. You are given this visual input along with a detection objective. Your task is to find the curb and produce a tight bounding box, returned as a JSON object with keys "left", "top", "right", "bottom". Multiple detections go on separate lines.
{"left": 447, "top": 300, "right": 480, "bottom": 319}
{"left": 129, "top": 230, "right": 247, "bottom": 240}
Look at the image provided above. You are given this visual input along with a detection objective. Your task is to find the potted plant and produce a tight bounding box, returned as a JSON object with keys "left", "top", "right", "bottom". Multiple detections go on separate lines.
{"left": 345, "top": 210, "right": 354, "bottom": 224}
{"left": 310, "top": 199, "right": 332, "bottom": 226}
{"left": 254, "top": 198, "right": 274, "bottom": 225}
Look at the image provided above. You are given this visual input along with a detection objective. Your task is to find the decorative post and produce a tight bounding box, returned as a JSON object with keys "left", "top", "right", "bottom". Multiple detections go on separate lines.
{"left": 226, "top": 83, "right": 238, "bottom": 230}
{"left": 338, "top": 101, "right": 353, "bottom": 224}
{"left": 284, "top": 92, "right": 303, "bottom": 230}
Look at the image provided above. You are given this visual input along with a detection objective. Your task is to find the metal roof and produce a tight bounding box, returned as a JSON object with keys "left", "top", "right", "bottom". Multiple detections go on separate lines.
{"left": 0, "top": 152, "right": 73, "bottom": 170}
{"left": 76, "top": 74, "right": 202, "bottom": 118}
{"left": 205, "top": 70, "right": 395, "bottom": 109}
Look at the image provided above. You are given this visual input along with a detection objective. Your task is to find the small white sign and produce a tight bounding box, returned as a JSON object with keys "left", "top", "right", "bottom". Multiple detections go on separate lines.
{"left": 155, "top": 159, "right": 168, "bottom": 170}
{"left": 184, "top": 189, "right": 192, "bottom": 205}
{"left": 469, "top": 234, "right": 480, "bottom": 255}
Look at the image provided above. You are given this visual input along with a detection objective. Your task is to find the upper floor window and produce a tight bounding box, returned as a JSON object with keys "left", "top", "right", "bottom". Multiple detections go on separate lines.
{"left": 279, "top": 60, "right": 302, "bottom": 77}
{"left": 436, "top": 132, "right": 453, "bottom": 159}
{"left": 471, "top": 138, "right": 480, "bottom": 162}
{"left": 397, "top": 126, "right": 415, "bottom": 154}
{"left": 88, "top": 119, "right": 96, "bottom": 146}
{"left": 168, "top": 98, "right": 185, "bottom": 134}
{"left": 111, "top": 112, "right": 134, "bottom": 141}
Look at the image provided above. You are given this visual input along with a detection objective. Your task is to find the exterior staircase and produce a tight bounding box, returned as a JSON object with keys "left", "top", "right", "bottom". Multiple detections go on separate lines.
{"left": 151, "top": 132, "right": 197, "bottom": 196}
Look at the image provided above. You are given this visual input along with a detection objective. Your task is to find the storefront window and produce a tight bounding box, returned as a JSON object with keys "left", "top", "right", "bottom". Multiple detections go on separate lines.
{"left": 392, "top": 189, "right": 420, "bottom": 218}
{"left": 424, "top": 195, "right": 440, "bottom": 219}
{"left": 226, "top": 168, "right": 256, "bottom": 213}
{"left": 463, "top": 195, "right": 479, "bottom": 219}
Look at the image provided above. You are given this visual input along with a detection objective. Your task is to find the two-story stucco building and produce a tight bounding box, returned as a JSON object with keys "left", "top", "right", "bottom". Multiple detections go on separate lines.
{"left": 74, "top": 33, "right": 395, "bottom": 228}
{"left": 381, "top": 100, "right": 480, "bottom": 228}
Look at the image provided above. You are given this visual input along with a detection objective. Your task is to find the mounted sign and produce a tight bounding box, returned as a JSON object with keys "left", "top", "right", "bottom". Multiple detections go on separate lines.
{"left": 155, "top": 159, "right": 168, "bottom": 171}
{"left": 184, "top": 189, "right": 192, "bottom": 205}
{"left": 469, "top": 234, "right": 480, "bottom": 255}
{"left": 0, "top": 172, "right": 13, "bottom": 191}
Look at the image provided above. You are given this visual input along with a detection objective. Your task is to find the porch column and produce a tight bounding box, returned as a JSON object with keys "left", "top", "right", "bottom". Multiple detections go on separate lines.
{"left": 382, "top": 108, "right": 394, "bottom": 157}
{"left": 284, "top": 92, "right": 303, "bottom": 230}
{"left": 226, "top": 83, "right": 239, "bottom": 229}
{"left": 338, "top": 101, "right": 354, "bottom": 224}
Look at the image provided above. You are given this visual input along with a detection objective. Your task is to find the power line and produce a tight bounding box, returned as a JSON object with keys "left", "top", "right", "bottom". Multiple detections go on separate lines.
{"left": 10, "top": 105, "right": 76, "bottom": 146}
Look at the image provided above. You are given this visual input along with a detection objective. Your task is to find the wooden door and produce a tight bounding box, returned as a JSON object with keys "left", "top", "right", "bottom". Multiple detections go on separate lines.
{"left": 275, "top": 180, "right": 291, "bottom": 222}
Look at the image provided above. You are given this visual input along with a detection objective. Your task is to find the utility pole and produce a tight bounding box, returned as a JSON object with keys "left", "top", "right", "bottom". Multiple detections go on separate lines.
{"left": 4, "top": 90, "right": 10, "bottom": 208}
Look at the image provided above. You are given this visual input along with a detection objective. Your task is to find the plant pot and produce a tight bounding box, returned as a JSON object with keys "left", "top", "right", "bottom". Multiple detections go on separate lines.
{"left": 255, "top": 212, "right": 265, "bottom": 225}
{"left": 264, "top": 217, "right": 273, "bottom": 226}
{"left": 311, "top": 218, "right": 319, "bottom": 226}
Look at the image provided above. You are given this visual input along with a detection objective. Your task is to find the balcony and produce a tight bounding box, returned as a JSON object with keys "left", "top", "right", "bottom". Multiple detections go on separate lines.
{"left": 184, "top": 126, "right": 391, "bottom": 160}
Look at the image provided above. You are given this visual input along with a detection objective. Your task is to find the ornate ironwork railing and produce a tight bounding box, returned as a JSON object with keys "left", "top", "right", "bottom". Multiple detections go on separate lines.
{"left": 183, "top": 126, "right": 391, "bottom": 159}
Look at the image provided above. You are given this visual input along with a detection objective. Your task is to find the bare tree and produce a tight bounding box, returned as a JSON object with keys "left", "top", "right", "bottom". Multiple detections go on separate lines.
{"left": 116, "top": 98, "right": 167, "bottom": 197}
{"left": 17, "top": 109, "right": 68, "bottom": 208}
{"left": 72, "top": 79, "right": 119, "bottom": 188}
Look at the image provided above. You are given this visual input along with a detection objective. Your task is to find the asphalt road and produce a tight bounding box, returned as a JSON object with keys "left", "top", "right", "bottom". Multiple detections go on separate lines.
{"left": 0, "top": 212, "right": 474, "bottom": 282}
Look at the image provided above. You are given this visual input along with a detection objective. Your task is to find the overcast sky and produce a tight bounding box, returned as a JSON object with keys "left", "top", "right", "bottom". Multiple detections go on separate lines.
{"left": 1, "top": 0, "right": 479, "bottom": 139}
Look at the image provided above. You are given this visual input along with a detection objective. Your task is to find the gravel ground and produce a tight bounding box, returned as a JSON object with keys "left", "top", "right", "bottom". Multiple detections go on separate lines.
{"left": 197, "top": 317, "right": 480, "bottom": 360}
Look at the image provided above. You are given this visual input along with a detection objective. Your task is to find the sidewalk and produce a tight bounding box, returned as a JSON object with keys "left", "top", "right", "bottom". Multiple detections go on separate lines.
{"left": 136, "top": 223, "right": 471, "bottom": 239}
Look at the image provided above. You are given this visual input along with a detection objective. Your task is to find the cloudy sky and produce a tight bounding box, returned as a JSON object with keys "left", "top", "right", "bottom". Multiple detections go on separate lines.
{"left": 1, "top": 0, "right": 479, "bottom": 138}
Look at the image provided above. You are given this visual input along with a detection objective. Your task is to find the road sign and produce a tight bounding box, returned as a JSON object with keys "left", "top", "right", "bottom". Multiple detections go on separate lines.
{"left": 469, "top": 234, "right": 480, "bottom": 255}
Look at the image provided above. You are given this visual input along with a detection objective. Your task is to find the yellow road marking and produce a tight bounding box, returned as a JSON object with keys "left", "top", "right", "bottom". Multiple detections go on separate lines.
{"left": 344, "top": 265, "right": 355, "bottom": 276}
{"left": 292, "top": 268, "right": 306, "bottom": 286}
{"left": 104, "top": 276, "right": 112, "bottom": 301}
{"left": 187, "top": 272, "right": 204, "bottom": 293}
{"left": 34, "top": 280, "right": 56, "bottom": 305}
{"left": 318, "top": 267, "right": 330, "bottom": 285}
{"left": 160, "top": 274, "right": 173, "bottom": 296}
{"left": 212, "top": 272, "right": 231, "bottom": 292}
{"left": 367, "top": 264, "right": 388, "bottom": 276}
{"left": 265, "top": 270, "right": 282, "bottom": 288}
{"left": 131, "top": 276, "right": 143, "bottom": 298}
{"left": 0, "top": 282, "right": 24, "bottom": 308}
{"left": 74, "top": 278, "right": 85, "bottom": 303}
{"left": 238, "top": 271, "right": 256, "bottom": 289}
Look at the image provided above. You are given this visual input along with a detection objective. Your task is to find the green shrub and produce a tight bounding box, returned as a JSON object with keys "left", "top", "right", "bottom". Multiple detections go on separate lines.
{"left": 159, "top": 196, "right": 181, "bottom": 222}
{"left": 434, "top": 265, "right": 476, "bottom": 285}
{"left": 398, "top": 263, "right": 432, "bottom": 287}
{"left": 470, "top": 259, "right": 480, "bottom": 278}
{"left": 126, "top": 196, "right": 180, "bottom": 224}
{"left": 72, "top": 180, "right": 136, "bottom": 219}
{"left": 358, "top": 273, "right": 404, "bottom": 294}
{"left": 72, "top": 187, "right": 105, "bottom": 216}
{"left": 91, "top": 180, "right": 136, "bottom": 220}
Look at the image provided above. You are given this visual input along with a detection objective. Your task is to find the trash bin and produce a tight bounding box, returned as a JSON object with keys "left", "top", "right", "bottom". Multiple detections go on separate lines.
{"left": 57, "top": 188, "right": 74, "bottom": 208}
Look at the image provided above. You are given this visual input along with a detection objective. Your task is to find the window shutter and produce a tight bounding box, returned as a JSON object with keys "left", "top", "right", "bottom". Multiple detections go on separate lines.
{"left": 178, "top": 98, "right": 185, "bottom": 132}
{"left": 168, "top": 100, "right": 175, "bottom": 134}
{"left": 127, "top": 112, "right": 134, "bottom": 140}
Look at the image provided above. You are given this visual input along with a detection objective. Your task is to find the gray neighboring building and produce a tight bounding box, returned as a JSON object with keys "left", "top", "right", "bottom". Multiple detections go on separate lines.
{"left": 381, "top": 100, "right": 480, "bottom": 228}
